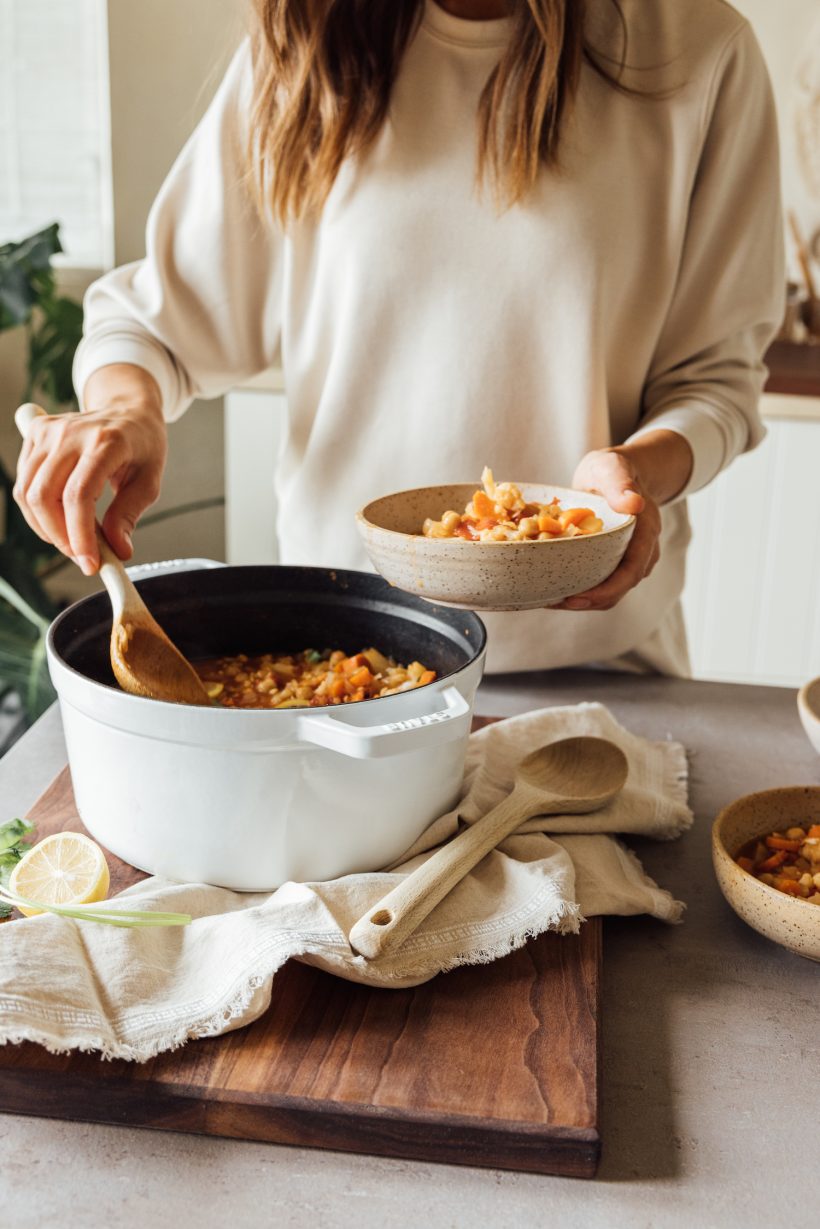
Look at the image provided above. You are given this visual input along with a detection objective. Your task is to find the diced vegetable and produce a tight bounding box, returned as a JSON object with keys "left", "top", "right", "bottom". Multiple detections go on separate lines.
{"left": 422, "top": 468, "right": 604, "bottom": 542}
{"left": 194, "top": 648, "right": 437, "bottom": 710}
{"left": 559, "top": 507, "right": 597, "bottom": 530}
{"left": 736, "top": 820, "right": 820, "bottom": 903}
{"left": 765, "top": 836, "right": 803, "bottom": 852}
{"left": 756, "top": 850, "right": 788, "bottom": 873}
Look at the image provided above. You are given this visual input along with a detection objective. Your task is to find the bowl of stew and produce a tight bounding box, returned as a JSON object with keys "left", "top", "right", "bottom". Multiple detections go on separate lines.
{"left": 356, "top": 468, "right": 635, "bottom": 611}
{"left": 712, "top": 786, "right": 820, "bottom": 962}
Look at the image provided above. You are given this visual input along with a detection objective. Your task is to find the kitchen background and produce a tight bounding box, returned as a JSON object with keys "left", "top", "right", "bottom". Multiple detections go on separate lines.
{"left": 1, "top": 0, "right": 819, "bottom": 752}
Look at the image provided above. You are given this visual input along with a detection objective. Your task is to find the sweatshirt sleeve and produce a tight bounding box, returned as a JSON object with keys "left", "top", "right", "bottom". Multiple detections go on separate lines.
{"left": 72, "top": 42, "right": 282, "bottom": 421}
{"left": 625, "top": 21, "right": 785, "bottom": 499}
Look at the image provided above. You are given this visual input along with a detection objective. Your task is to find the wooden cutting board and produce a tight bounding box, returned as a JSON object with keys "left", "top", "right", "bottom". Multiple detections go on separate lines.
{"left": 0, "top": 718, "right": 601, "bottom": 1178}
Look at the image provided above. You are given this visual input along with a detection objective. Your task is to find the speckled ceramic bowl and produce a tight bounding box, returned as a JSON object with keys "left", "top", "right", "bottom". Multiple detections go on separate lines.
{"left": 712, "top": 787, "right": 820, "bottom": 962}
{"left": 797, "top": 676, "right": 820, "bottom": 756}
{"left": 356, "top": 483, "right": 636, "bottom": 611}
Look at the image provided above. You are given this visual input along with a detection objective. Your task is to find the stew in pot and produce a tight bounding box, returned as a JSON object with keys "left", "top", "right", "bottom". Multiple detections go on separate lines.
{"left": 195, "top": 647, "right": 437, "bottom": 709}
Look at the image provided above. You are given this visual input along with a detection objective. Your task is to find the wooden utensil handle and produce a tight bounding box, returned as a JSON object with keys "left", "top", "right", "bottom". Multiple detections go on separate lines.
{"left": 348, "top": 787, "right": 535, "bottom": 961}
{"left": 14, "top": 401, "right": 48, "bottom": 439}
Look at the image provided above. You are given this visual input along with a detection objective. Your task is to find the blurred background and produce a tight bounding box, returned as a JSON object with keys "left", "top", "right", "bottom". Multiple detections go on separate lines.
{"left": 1, "top": 0, "right": 819, "bottom": 753}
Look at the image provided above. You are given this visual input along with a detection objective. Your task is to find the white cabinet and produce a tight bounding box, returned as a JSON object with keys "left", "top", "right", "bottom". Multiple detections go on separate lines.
{"left": 224, "top": 378, "right": 286, "bottom": 566}
{"left": 682, "top": 395, "right": 820, "bottom": 687}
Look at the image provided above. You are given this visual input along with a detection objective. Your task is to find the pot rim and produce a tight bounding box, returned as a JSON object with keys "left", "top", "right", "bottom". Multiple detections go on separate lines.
{"left": 46, "top": 563, "right": 488, "bottom": 719}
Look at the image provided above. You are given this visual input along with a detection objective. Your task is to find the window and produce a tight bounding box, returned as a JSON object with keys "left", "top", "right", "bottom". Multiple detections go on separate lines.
{"left": 0, "top": 0, "right": 111, "bottom": 267}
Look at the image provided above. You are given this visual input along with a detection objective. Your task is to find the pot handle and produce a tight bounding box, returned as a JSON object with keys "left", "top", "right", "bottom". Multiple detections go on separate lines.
{"left": 297, "top": 686, "right": 471, "bottom": 760}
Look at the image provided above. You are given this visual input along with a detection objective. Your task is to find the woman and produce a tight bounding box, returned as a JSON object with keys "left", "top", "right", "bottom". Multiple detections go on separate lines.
{"left": 14, "top": 0, "right": 783, "bottom": 675}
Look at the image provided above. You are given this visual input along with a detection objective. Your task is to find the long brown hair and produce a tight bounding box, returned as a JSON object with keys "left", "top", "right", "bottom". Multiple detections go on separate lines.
{"left": 247, "top": 0, "right": 634, "bottom": 225}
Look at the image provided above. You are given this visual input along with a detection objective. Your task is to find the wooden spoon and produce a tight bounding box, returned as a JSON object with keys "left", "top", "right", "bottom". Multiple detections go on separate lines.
{"left": 16, "top": 403, "right": 210, "bottom": 706}
{"left": 348, "top": 735, "right": 628, "bottom": 960}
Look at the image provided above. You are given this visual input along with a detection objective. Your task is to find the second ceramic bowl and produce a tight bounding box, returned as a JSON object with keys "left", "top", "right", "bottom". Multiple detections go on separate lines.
{"left": 712, "top": 786, "right": 820, "bottom": 962}
{"left": 356, "top": 483, "right": 636, "bottom": 611}
{"left": 797, "top": 675, "right": 820, "bottom": 756}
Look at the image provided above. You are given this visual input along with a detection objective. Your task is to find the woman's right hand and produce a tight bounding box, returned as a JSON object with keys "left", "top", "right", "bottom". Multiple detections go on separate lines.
{"left": 13, "top": 364, "right": 168, "bottom": 575}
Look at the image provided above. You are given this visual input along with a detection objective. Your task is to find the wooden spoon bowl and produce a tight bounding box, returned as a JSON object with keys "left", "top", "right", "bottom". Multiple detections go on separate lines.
{"left": 349, "top": 735, "right": 629, "bottom": 959}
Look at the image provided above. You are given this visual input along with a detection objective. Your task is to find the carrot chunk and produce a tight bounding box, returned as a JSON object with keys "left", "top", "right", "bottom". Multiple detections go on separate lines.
{"left": 472, "top": 490, "right": 497, "bottom": 518}
{"left": 537, "top": 512, "right": 563, "bottom": 536}
{"left": 757, "top": 850, "right": 788, "bottom": 873}
{"left": 765, "top": 836, "right": 803, "bottom": 853}
{"left": 737, "top": 856, "right": 755, "bottom": 873}
{"left": 774, "top": 878, "right": 806, "bottom": 897}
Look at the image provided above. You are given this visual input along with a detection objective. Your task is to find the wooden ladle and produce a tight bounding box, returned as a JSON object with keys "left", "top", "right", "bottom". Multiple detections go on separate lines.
{"left": 348, "top": 735, "right": 629, "bottom": 960}
{"left": 16, "top": 403, "right": 210, "bottom": 706}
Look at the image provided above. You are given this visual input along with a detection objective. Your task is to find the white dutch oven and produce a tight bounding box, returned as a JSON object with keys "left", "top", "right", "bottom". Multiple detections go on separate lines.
{"left": 46, "top": 564, "right": 486, "bottom": 891}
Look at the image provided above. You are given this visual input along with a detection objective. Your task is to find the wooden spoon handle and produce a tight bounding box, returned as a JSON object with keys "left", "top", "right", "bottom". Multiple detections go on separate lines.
{"left": 14, "top": 402, "right": 48, "bottom": 439}
{"left": 348, "top": 785, "right": 537, "bottom": 961}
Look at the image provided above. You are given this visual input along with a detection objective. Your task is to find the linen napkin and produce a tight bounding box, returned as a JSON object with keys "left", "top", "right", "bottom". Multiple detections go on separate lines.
{"left": 0, "top": 703, "right": 691, "bottom": 1062}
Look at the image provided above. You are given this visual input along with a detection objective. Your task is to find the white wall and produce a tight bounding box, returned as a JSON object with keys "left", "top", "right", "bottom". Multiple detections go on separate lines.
{"left": 733, "top": 0, "right": 820, "bottom": 257}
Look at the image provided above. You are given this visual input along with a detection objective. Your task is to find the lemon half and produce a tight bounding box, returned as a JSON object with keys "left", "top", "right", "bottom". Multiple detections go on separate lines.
{"left": 9, "top": 832, "right": 110, "bottom": 917}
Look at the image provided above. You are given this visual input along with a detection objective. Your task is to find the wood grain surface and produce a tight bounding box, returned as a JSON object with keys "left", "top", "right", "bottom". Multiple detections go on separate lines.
{"left": 0, "top": 718, "right": 602, "bottom": 1177}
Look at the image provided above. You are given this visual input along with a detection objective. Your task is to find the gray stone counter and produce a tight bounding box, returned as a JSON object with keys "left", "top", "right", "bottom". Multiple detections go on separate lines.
{"left": 1, "top": 670, "right": 818, "bottom": 1229}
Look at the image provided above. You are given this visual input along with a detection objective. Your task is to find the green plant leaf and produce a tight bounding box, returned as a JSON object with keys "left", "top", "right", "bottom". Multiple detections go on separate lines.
{"left": 0, "top": 818, "right": 34, "bottom": 917}
{"left": 27, "top": 294, "right": 84, "bottom": 407}
{"left": 0, "top": 571, "right": 57, "bottom": 725}
{"left": 0, "top": 576, "right": 51, "bottom": 633}
{"left": 0, "top": 541, "right": 59, "bottom": 615}
{"left": 0, "top": 223, "right": 61, "bottom": 332}
{"left": 0, "top": 638, "right": 55, "bottom": 723}
{"left": 0, "top": 223, "right": 80, "bottom": 743}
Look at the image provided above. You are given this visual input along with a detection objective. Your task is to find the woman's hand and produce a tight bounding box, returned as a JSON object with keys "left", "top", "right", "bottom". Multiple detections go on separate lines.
{"left": 549, "top": 429, "right": 693, "bottom": 612}
{"left": 14, "top": 364, "right": 167, "bottom": 575}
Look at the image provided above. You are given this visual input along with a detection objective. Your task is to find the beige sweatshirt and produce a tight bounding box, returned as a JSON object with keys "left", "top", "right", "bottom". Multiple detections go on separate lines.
{"left": 73, "top": 0, "right": 784, "bottom": 675}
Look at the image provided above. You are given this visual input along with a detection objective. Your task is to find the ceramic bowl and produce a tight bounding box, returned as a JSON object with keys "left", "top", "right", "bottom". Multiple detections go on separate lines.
{"left": 712, "top": 787, "right": 820, "bottom": 962}
{"left": 797, "top": 676, "right": 820, "bottom": 755}
{"left": 356, "top": 483, "right": 636, "bottom": 611}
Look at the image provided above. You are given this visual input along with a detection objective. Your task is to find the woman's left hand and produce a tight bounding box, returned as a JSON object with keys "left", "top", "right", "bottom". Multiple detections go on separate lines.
{"left": 548, "top": 430, "right": 692, "bottom": 612}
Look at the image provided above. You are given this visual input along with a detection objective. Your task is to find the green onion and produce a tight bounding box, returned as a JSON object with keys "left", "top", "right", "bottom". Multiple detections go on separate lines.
{"left": 0, "top": 883, "right": 191, "bottom": 928}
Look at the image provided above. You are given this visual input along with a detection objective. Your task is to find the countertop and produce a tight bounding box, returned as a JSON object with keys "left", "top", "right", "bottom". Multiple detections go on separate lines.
{"left": 1, "top": 669, "right": 818, "bottom": 1229}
